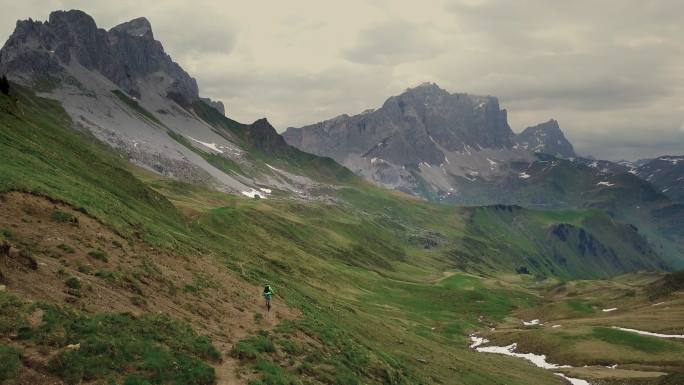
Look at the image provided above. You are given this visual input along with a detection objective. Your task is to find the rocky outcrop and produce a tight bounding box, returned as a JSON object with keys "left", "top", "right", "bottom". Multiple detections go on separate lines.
{"left": 200, "top": 97, "right": 225, "bottom": 115}
{"left": 0, "top": 10, "right": 199, "bottom": 104}
{"left": 283, "top": 82, "right": 515, "bottom": 166}
{"left": 246, "top": 118, "right": 290, "bottom": 153}
{"left": 515, "top": 119, "right": 575, "bottom": 158}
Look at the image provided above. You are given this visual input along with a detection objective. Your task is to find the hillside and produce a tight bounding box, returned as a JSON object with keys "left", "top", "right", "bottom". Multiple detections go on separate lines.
{"left": 636, "top": 156, "right": 684, "bottom": 203}
{"left": 1, "top": 83, "right": 678, "bottom": 384}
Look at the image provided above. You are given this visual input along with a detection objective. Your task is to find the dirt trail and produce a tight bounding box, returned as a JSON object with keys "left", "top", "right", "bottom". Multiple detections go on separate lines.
{"left": 0, "top": 191, "right": 298, "bottom": 385}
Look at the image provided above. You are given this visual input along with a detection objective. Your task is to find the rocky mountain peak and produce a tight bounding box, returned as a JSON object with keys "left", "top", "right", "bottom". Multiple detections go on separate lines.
{"left": 48, "top": 9, "right": 97, "bottom": 30}
{"left": 246, "top": 118, "right": 290, "bottom": 153}
{"left": 403, "top": 82, "right": 448, "bottom": 96}
{"left": 109, "top": 17, "right": 153, "bottom": 38}
{"left": 516, "top": 119, "right": 576, "bottom": 158}
{"left": 0, "top": 10, "right": 199, "bottom": 104}
{"left": 283, "top": 82, "right": 517, "bottom": 179}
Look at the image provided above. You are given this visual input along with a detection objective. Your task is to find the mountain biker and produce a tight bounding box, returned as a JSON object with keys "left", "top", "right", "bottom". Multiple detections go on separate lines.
{"left": 263, "top": 284, "right": 274, "bottom": 312}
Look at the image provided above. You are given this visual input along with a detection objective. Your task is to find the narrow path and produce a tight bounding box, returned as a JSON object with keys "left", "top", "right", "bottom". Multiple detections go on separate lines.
{"left": 213, "top": 297, "right": 288, "bottom": 384}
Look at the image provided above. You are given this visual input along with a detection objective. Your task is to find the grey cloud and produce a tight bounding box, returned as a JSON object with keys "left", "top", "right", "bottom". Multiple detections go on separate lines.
{"left": 0, "top": 0, "right": 683, "bottom": 160}
{"left": 343, "top": 20, "right": 442, "bottom": 65}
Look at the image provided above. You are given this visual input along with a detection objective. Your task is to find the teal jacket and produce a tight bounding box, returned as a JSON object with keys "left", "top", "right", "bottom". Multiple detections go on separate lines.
{"left": 263, "top": 286, "right": 274, "bottom": 300}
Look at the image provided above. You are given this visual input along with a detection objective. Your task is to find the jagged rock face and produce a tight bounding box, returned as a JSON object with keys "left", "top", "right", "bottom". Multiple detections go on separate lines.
{"left": 283, "top": 83, "right": 558, "bottom": 200}
{"left": 636, "top": 156, "right": 684, "bottom": 202}
{"left": 515, "top": 119, "right": 576, "bottom": 158}
{"left": 246, "top": 118, "right": 290, "bottom": 153}
{"left": 200, "top": 97, "right": 225, "bottom": 115}
{"left": 283, "top": 83, "right": 515, "bottom": 166}
{"left": 0, "top": 10, "right": 199, "bottom": 104}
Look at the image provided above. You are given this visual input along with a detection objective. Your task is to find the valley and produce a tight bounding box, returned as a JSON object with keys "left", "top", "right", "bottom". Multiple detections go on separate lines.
{"left": 0, "top": 8, "right": 682, "bottom": 385}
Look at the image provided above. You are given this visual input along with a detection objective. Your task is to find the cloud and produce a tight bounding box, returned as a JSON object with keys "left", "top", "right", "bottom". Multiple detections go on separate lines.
{"left": 0, "top": 0, "right": 683, "bottom": 160}
{"left": 343, "top": 20, "right": 442, "bottom": 65}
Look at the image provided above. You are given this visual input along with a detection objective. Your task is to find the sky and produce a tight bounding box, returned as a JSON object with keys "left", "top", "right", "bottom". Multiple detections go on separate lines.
{"left": 1, "top": 0, "right": 682, "bottom": 160}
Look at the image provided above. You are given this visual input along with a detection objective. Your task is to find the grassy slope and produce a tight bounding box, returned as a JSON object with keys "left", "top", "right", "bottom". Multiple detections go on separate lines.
{"left": 446, "top": 155, "right": 684, "bottom": 269}
{"left": 0, "top": 86, "right": 675, "bottom": 384}
{"left": 190, "top": 99, "right": 357, "bottom": 185}
{"left": 482, "top": 273, "right": 684, "bottom": 384}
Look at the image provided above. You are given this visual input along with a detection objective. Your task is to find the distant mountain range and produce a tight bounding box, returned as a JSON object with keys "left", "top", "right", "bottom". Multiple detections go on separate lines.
{"left": 284, "top": 83, "right": 683, "bottom": 208}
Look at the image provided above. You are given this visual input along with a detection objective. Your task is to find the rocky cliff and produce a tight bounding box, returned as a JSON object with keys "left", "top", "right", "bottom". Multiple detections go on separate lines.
{"left": 516, "top": 119, "right": 576, "bottom": 158}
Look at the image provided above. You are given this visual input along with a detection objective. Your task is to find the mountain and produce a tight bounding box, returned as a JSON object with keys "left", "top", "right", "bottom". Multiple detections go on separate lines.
{"left": 284, "top": 83, "right": 639, "bottom": 207}
{"left": 284, "top": 84, "right": 684, "bottom": 268}
{"left": 0, "top": 10, "right": 351, "bottom": 200}
{"left": 284, "top": 83, "right": 542, "bottom": 198}
{"left": 515, "top": 119, "right": 576, "bottom": 158}
{"left": 635, "top": 155, "right": 684, "bottom": 202}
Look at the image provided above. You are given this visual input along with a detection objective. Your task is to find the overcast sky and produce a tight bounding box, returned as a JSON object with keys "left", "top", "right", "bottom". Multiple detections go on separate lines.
{"left": 1, "top": 0, "right": 682, "bottom": 160}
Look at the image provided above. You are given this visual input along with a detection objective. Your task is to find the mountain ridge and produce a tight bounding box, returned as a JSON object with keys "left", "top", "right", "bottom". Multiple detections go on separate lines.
{"left": 0, "top": 9, "right": 351, "bottom": 200}
{"left": 284, "top": 83, "right": 582, "bottom": 200}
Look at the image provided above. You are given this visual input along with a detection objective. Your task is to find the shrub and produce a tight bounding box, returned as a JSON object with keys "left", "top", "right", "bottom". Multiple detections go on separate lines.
{"left": 279, "top": 339, "right": 302, "bottom": 355}
{"left": 95, "top": 270, "right": 117, "bottom": 282}
{"left": 57, "top": 243, "right": 75, "bottom": 253}
{"left": 0, "top": 344, "right": 21, "bottom": 381}
{"left": 65, "top": 277, "right": 81, "bottom": 290}
{"left": 48, "top": 349, "right": 84, "bottom": 385}
{"left": 254, "top": 359, "right": 299, "bottom": 385}
{"left": 88, "top": 249, "right": 108, "bottom": 262}
{"left": 0, "top": 292, "right": 26, "bottom": 334}
{"left": 51, "top": 210, "right": 78, "bottom": 225}
{"left": 231, "top": 334, "right": 276, "bottom": 360}
{"left": 0, "top": 228, "right": 12, "bottom": 239}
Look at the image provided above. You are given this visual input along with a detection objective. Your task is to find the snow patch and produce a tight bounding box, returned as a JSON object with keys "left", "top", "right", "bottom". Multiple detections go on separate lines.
{"left": 612, "top": 327, "right": 684, "bottom": 339}
{"left": 602, "top": 308, "right": 618, "bottom": 312}
{"left": 519, "top": 172, "right": 531, "bottom": 179}
{"left": 189, "top": 137, "right": 224, "bottom": 154}
{"left": 469, "top": 335, "right": 591, "bottom": 385}
{"left": 266, "top": 163, "right": 284, "bottom": 173}
{"left": 523, "top": 319, "right": 540, "bottom": 326}
{"left": 555, "top": 373, "right": 591, "bottom": 385}
{"left": 596, "top": 181, "right": 615, "bottom": 187}
{"left": 474, "top": 341, "right": 569, "bottom": 369}
{"left": 241, "top": 189, "right": 267, "bottom": 199}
